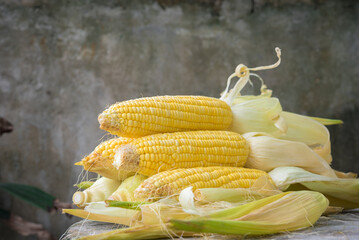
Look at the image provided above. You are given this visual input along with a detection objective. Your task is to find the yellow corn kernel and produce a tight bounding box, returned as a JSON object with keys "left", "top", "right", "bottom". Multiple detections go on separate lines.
{"left": 134, "top": 167, "right": 273, "bottom": 200}
{"left": 113, "top": 131, "right": 249, "bottom": 176}
{"left": 78, "top": 137, "right": 134, "bottom": 180}
{"left": 98, "top": 96, "right": 233, "bottom": 137}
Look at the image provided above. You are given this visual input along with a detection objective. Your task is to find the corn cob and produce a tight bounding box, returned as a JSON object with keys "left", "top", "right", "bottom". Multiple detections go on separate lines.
{"left": 98, "top": 49, "right": 284, "bottom": 139}
{"left": 134, "top": 167, "right": 273, "bottom": 200}
{"left": 77, "top": 137, "right": 134, "bottom": 180}
{"left": 98, "top": 96, "right": 233, "bottom": 137}
{"left": 113, "top": 130, "right": 249, "bottom": 176}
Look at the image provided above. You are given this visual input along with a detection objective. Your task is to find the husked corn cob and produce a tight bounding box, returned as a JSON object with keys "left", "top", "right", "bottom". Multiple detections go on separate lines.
{"left": 98, "top": 96, "right": 233, "bottom": 137}
{"left": 114, "top": 131, "right": 249, "bottom": 176}
{"left": 77, "top": 137, "right": 134, "bottom": 180}
{"left": 134, "top": 167, "right": 273, "bottom": 199}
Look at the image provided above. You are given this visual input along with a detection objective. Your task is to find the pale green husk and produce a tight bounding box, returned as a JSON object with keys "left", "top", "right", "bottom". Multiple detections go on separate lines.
{"left": 269, "top": 167, "right": 359, "bottom": 209}
{"left": 171, "top": 191, "right": 328, "bottom": 235}
{"left": 84, "top": 202, "right": 138, "bottom": 218}
{"left": 243, "top": 132, "right": 337, "bottom": 178}
{"left": 109, "top": 174, "right": 147, "bottom": 201}
{"left": 280, "top": 111, "right": 332, "bottom": 163}
{"left": 229, "top": 97, "right": 287, "bottom": 137}
{"left": 74, "top": 181, "right": 94, "bottom": 190}
{"left": 72, "top": 177, "right": 121, "bottom": 207}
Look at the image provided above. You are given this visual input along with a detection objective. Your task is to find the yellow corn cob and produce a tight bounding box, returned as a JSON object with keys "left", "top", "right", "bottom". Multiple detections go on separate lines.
{"left": 98, "top": 96, "right": 233, "bottom": 137}
{"left": 113, "top": 130, "right": 249, "bottom": 176}
{"left": 77, "top": 137, "right": 134, "bottom": 180}
{"left": 134, "top": 167, "right": 273, "bottom": 200}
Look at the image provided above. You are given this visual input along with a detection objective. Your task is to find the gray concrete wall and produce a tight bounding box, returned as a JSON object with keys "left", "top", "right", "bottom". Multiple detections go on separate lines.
{"left": 0, "top": 0, "right": 358, "bottom": 239}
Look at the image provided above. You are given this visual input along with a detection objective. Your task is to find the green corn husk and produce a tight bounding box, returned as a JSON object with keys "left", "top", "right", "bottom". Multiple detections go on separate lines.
{"left": 171, "top": 191, "right": 328, "bottom": 235}
{"left": 280, "top": 111, "right": 332, "bottom": 163}
{"left": 231, "top": 94, "right": 338, "bottom": 166}
{"left": 310, "top": 116, "right": 343, "bottom": 125}
{"left": 62, "top": 208, "right": 139, "bottom": 226}
{"left": 217, "top": 47, "right": 341, "bottom": 168}
{"left": 269, "top": 166, "right": 359, "bottom": 209}
{"left": 141, "top": 199, "right": 195, "bottom": 225}
{"left": 74, "top": 181, "right": 94, "bottom": 190}
{"left": 229, "top": 97, "right": 287, "bottom": 137}
{"left": 229, "top": 93, "right": 335, "bottom": 166}
{"left": 84, "top": 202, "right": 138, "bottom": 217}
{"left": 105, "top": 200, "right": 150, "bottom": 210}
{"left": 63, "top": 201, "right": 140, "bottom": 225}
{"left": 78, "top": 223, "right": 193, "bottom": 240}
{"left": 78, "top": 191, "right": 328, "bottom": 239}
{"left": 0, "top": 183, "right": 55, "bottom": 211}
{"left": 177, "top": 177, "right": 281, "bottom": 216}
{"left": 193, "top": 187, "right": 276, "bottom": 203}
{"left": 0, "top": 208, "right": 11, "bottom": 219}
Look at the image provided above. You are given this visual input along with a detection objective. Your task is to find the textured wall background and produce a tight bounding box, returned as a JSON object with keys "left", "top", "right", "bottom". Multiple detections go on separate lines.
{"left": 0, "top": 0, "right": 358, "bottom": 239}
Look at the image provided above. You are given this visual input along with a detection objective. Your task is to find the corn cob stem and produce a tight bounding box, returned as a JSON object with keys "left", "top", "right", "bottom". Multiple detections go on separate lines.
{"left": 72, "top": 177, "right": 120, "bottom": 207}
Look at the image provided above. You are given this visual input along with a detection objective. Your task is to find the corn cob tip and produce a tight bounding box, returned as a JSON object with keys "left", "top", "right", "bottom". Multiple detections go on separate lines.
{"left": 98, "top": 113, "right": 118, "bottom": 133}
{"left": 114, "top": 144, "right": 140, "bottom": 172}
{"left": 98, "top": 113, "right": 108, "bottom": 127}
{"left": 80, "top": 152, "right": 101, "bottom": 170}
{"left": 75, "top": 161, "right": 83, "bottom": 166}
{"left": 72, "top": 191, "right": 86, "bottom": 206}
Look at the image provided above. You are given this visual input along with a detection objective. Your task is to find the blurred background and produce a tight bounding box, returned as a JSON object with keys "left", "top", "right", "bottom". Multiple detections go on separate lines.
{"left": 0, "top": 0, "right": 358, "bottom": 239}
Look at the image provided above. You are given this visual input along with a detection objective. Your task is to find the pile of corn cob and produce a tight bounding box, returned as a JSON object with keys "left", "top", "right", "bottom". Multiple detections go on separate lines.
{"left": 63, "top": 48, "right": 359, "bottom": 239}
